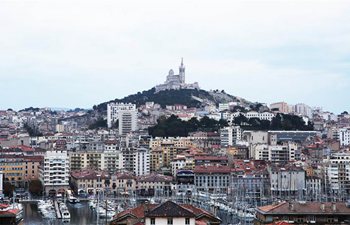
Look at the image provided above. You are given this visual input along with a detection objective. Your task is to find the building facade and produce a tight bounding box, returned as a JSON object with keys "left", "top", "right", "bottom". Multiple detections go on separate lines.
{"left": 106, "top": 103, "right": 137, "bottom": 131}
{"left": 39, "top": 150, "right": 70, "bottom": 195}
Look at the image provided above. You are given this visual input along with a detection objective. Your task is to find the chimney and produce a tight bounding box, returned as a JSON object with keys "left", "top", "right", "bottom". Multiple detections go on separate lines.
{"left": 332, "top": 202, "right": 337, "bottom": 212}
{"left": 320, "top": 203, "right": 325, "bottom": 212}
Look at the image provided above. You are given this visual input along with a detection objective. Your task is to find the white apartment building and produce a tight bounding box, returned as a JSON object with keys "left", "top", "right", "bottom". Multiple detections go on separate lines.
{"left": 118, "top": 110, "right": 137, "bottom": 135}
{"left": 227, "top": 112, "right": 275, "bottom": 123}
{"left": 327, "top": 153, "right": 350, "bottom": 195}
{"left": 220, "top": 126, "right": 242, "bottom": 146}
{"left": 39, "top": 150, "right": 70, "bottom": 194}
{"left": 245, "top": 111, "right": 275, "bottom": 121}
{"left": 269, "top": 166, "right": 306, "bottom": 199}
{"left": 306, "top": 177, "right": 322, "bottom": 201}
{"left": 171, "top": 157, "right": 187, "bottom": 176}
{"left": 251, "top": 142, "right": 297, "bottom": 163}
{"left": 251, "top": 144, "right": 269, "bottom": 161}
{"left": 294, "top": 103, "right": 313, "bottom": 118}
{"left": 107, "top": 102, "right": 137, "bottom": 129}
{"left": 133, "top": 148, "right": 150, "bottom": 176}
{"left": 218, "top": 103, "right": 230, "bottom": 112}
{"left": 269, "top": 143, "right": 297, "bottom": 163}
{"left": 339, "top": 128, "right": 350, "bottom": 146}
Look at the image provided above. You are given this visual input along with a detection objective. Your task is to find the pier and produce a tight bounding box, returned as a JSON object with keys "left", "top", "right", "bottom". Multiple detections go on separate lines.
{"left": 54, "top": 200, "right": 62, "bottom": 219}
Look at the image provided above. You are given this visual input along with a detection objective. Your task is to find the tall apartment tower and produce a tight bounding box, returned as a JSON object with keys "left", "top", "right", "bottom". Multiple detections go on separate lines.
{"left": 118, "top": 110, "right": 137, "bottom": 135}
{"left": 133, "top": 148, "right": 150, "bottom": 176}
{"left": 107, "top": 103, "right": 137, "bottom": 134}
{"left": 39, "top": 150, "right": 70, "bottom": 195}
{"left": 220, "top": 126, "right": 242, "bottom": 146}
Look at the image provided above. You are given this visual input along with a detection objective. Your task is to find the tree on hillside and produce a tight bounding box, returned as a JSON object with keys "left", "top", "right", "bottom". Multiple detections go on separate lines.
{"left": 88, "top": 118, "right": 107, "bottom": 129}
{"left": 148, "top": 115, "right": 227, "bottom": 137}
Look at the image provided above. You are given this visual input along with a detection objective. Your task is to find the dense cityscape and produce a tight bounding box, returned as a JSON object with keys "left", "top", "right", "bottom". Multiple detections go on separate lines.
{"left": 1, "top": 59, "right": 350, "bottom": 225}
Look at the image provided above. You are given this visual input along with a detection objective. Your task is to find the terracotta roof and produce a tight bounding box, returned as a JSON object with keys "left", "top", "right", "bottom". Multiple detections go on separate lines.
{"left": 115, "top": 204, "right": 157, "bottom": 220}
{"left": 137, "top": 173, "right": 173, "bottom": 183}
{"left": 257, "top": 201, "right": 350, "bottom": 215}
{"left": 268, "top": 222, "right": 293, "bottom": 225}
{"left": 71, "top": 168, "right": 109, "bottom": 180}
{"left": 193, "top": 165, "right": 231, "bottom": 174}
{"left": 194, "top": 156, "right": 228, "bottom": 161}
{"left": 182, "top": 204, "right": 220, "bottom": 222}
{"left": 116, "top": 172, "right": 135, "bottom": 180}
{"left": 195, "top": 220, "right": 207, "bottom": 225}
{"left": 10, "top": 145, "right": 33, "bottom": 151}
{"left": 146, "top": 201, "right": 196, "bottom": 218}
{"left": 258, "top": 201, "right": 286, "bottom": 213}
{"left": 109, "top": 202, "right": 221, "bottom": 225}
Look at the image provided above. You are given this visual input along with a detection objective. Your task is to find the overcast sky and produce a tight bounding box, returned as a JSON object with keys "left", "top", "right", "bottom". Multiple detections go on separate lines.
{"left": 1, "top": 0, "right": 349, "bottom": 113}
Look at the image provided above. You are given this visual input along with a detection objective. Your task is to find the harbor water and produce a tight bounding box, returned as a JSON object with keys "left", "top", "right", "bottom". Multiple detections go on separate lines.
{"left": 23, "top": 201, "right": 102, "bottom": 225}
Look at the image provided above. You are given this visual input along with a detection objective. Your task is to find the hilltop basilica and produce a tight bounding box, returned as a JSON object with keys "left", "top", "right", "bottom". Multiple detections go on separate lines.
{"left": 155, "top": 59, "right": 200, "bottom": 92}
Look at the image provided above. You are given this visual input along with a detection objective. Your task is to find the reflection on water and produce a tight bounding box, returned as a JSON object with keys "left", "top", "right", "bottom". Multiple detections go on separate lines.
{"left": 23, "top": 202, "right": 105, "bottom": 225}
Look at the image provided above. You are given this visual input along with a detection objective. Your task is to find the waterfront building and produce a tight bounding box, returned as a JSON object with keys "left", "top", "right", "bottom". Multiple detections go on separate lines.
{"left": 269, "top": 165, "right": 306, "bottom": 201}
{"left": 175, "top": 170, "right": 195, "bottom": 194}
{"left": 39, "top": 150, "right": 70, "bottom": 195}
{"left": 136, "top": 173, "right": 173, "bottom": 196}
{"left": 255, "top": 201, "right": 350, "bottom": 225}
{"left": 0, "top": 156, "right": 25, "bottom": 188}
{"left": 110, "top": 172, "right": 136, "bottom": 195}
{"left": 110, "top": 200, "right": 221, "bottom": 225}
{"left": 231, "top": 170, "right": 270, "bottom": 206}
{"left": 70, "top": 168, "right": 109, "bottom": 196}
{"left": 194, "top": 165, "right": 231, "bottom": 193}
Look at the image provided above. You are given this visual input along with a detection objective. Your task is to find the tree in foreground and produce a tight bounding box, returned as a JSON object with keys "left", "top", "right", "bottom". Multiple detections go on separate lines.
{"left": 29, "top": 179, "right": 43, "bottom": 196}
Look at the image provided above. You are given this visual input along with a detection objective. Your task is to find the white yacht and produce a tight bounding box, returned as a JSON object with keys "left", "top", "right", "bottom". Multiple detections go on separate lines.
{"left": 68, "top": 196, "right": 80, "bottom": 204}
{"left": 59, "top": 202, "right": 71, "bottom": 222}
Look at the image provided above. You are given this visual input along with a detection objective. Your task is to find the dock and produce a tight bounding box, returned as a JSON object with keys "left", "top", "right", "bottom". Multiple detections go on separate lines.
{"left": 54, "top": 200, "right": 62, "bottom": 219}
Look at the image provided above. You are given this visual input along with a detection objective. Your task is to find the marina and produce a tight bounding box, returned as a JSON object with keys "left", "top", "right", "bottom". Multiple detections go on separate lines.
{"left": 18, "top": 193, "right": 257, "bottom": 225}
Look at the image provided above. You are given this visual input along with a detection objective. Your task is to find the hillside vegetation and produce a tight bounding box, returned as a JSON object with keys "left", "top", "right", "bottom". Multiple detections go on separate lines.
{"left": 93, "top": 88, "right": 257, "bottom": 113}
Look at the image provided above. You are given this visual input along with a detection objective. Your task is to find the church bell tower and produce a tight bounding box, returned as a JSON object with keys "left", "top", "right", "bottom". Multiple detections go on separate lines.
{"left": 179, "top": 58, "right": 185, "bottom": 83}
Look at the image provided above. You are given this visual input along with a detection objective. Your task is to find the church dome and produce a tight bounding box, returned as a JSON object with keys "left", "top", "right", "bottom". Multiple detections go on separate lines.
{"left": 168, "top": 69, "right": 174, "bottom": 76}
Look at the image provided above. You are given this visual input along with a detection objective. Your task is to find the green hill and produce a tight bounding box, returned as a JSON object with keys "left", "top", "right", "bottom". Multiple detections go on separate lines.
{"left": 93, "top": 88, "right": 244, "bottom": 112}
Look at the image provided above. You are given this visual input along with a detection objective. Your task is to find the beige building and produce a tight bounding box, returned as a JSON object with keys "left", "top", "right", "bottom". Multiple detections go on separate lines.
{"left": 270, "top": 101, "right": 290, "bottom": 114}
{"left": 70, "top": 168, "right": 110, "bottom": 196}
{"left": 136, "top": 173, "right": 173, "bottom": 196}
{"left": 150, "top": 149, "right": 163, "bottom": 172}
{"left": 69, "top": 151, "right": 120, "bottom": 173}
{"left": 110, "top": 172, "right": 136, "bottom": 195}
